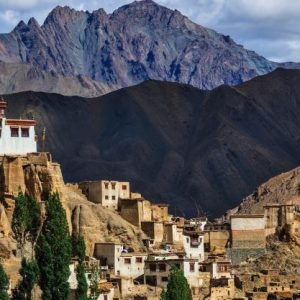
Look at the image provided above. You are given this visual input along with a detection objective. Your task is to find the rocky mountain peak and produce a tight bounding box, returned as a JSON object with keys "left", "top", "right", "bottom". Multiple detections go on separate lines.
{"left": 27, "top": 17, "right": 40, "bottom": 29}
{"left": 12, "top": 20, "right": 28, "bottom": 33}
{"left": 43, "top": 5, "right": 87, "bottom": 26}
{"left": 1, "top": 0, "right": 299, "bottom": 92}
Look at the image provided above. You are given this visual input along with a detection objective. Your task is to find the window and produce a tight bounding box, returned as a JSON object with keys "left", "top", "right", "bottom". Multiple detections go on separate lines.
{"left": 159, "top": 264, "right": 166, "bottom": 272}
{"left": 122, "top": 185, "right": 127, "bottom": 190}
{"left": 112, "top": 195, "right": 116, "bottom": 200}
{"left": 111, "top": 182, "right": 116, "bottom": 190}
{"left": 189, "top": 263, "right": 195, "bottom": 272}
{"left": 21, "top": 128, "right": 29, "bottom": 137}
{"left": 136, "top": 257, "right": 142, "bottom": 263}
{"left": 105, "top": 195, "right": 109, "bottom": 200}
{"left": 104, "top": 182, "right": 109, "bottom": 189}
{"left": 149, "top": 264, "right": 156, "bottom": 272}
{"left": 162, "top": 276, "right": 168, "bottom": 282}
{"left": 11, "top": 127, "right": 19, "bottom": 137}
{"left": 124, "top": 258, "right": 131, "bottom": 264}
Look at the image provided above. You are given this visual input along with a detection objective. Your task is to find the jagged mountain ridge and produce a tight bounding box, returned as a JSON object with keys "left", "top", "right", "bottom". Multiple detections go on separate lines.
{"left": 0, "top": 0, "right": 299, "bottom": 94}
{"left": 4, "top": 68, "right": 300, "bottom": 217}
{"left": 0, "top": 61, "right": 121, "bottom": 97}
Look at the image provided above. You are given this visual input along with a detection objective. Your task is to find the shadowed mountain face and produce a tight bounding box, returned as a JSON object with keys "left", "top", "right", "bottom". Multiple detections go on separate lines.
{"left": 4, "top": 68, "right": 300, "bottom": 217}
{"left": 0, "top": 0, "right": 299, "bottom": 96}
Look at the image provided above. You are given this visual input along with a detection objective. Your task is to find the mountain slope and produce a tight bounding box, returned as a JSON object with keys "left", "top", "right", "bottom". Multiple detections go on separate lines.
{"left": 4, "top": 68, "right": 300, "bottom": 217}
{"left": 0, "top": 0, "right": 298, "bottom": 94}
{"left": 0, "top": 61, "right": 120, "bottom": 97}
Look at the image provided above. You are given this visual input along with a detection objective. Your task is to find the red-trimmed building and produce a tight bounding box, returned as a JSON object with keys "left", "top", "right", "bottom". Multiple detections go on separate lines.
{"left": 0, "top": 100, "right": 37, "bottom": 155}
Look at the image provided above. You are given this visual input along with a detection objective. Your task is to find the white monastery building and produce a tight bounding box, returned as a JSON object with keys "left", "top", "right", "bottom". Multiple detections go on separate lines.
{"left": 0, "top": 100, "right": 37, "bottom": 155}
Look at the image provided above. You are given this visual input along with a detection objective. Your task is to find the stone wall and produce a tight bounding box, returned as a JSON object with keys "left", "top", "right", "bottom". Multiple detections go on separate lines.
{"left": 226, "top": 248, "right": 266, "bottom": 265}
{"left": 120, "top": 199, "right": 143, "bottom": 227}
{"left": 205, "top": 230, "right": 230, "bottom": 253}
{"left": 141, "top": 222, "right": 164, "bottom": 244}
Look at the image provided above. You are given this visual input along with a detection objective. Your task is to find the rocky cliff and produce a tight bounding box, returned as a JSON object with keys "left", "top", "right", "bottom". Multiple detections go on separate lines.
{"left": 228, "top": 166, "right": 300, "bottom": 216}
{"left": 4, "top": 68, "right": 300, "bottom": 217}
{"left": 0, "top": 153, "right": 146, "bottom": 265}
{"left": 0, "top": 0, "right": 299, "bottom": 97}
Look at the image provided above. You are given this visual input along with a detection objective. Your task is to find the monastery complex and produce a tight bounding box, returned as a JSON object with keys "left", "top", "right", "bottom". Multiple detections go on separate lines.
{"left": 1, "top": 97, "right": 300, "bottom": 299}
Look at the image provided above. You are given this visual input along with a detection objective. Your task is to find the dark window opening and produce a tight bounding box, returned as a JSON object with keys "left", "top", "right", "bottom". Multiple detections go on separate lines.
{"left": 11, "top": 127, "right": 19, "bottom": 137}
{"left": 21, "top": 128, "right": 29, "bottom": 137}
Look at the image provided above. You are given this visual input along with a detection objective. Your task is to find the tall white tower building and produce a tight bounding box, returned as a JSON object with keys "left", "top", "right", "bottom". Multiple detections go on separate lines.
{"left": 0, "top": 100, "right": 37, "bottom": 155}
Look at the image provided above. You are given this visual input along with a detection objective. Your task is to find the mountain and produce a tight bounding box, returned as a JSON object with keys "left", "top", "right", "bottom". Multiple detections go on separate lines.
{"left": 0, "top": 61, "right": 120, "bottom": 97}
{"left": 3, "top": 68, "right": 300, "bottom": 217}
{"left": 0, "top": 0, "right": 299, "bottom": 96}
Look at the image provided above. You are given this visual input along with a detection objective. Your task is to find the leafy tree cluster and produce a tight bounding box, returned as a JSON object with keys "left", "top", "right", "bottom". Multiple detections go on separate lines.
{"left": 35, "top": 192, "right": 72, "bottom": 300}
{"left": 12, "top": 192, "right": 40, "bottom": 256}
{"left": 0, "top": 263, "right": 9, "bottom": 300}
{"left": 160, "top": 265, "right": 192, "bottom": 300}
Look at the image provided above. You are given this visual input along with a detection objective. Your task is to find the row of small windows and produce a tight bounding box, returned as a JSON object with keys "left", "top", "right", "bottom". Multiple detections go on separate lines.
{"left": 0, "top": 127, "right": 29, "bottom": 138}
{"left": 11, "top": 127, "right": 30, "bottom": 137}
{"left": 103, "top": 182, "right": 128, "bottom": 190}
{"left": 124, "top": 257, "right": 143, "bottom": 264}
{"left": 104, "top": 195, "right": 116, "bottom": 200}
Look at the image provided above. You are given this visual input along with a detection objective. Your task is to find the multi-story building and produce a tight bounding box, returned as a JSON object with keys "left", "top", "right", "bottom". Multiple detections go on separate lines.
{"left": 183, "top": 224, "right": 205, "bottom": 261}
{"left": 228, "top": 215, "right": 266, "bottom": 265}
{"left": 79, "top": 180, "right": 130, "bottom": 210}
{"left": 93, "top": 242, "right": 147, "bottom": 280}
{"left": 144, "top": 255, "right": 203, "bottom": 297}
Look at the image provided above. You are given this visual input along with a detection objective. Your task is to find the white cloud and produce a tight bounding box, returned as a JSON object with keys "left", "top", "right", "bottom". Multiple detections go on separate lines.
{"left": 0, "top": 10, "right": 20, "bottom": 24}
{"left": 0, "top": 0, "right": 299, "bottom": 62}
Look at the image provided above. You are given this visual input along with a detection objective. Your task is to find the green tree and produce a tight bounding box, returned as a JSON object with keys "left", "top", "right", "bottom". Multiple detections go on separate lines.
{"left": 12, "top": 192, "right": 29, "bottom": 256}
{"left": 36, "top": 192, "right": 72, "bottom": 300}
{"left": 0, "top": 263, "right": 9, "bottom": 300}
{"left": 160, "top": 289, "right": 166, "bottom": 300}
{"left": 73, "top": 234, "right": 88, "bottom": 300}
{"left": 35, "top": 235, "right": 54, "bottom": 300}
{"left": 72, "top": 234, "right": 86, "bottom": 263}
{"left": 164, "top": 265, "right": 192, "bottom": 300}
{"left": 26, "top": 195, "right": 41, "bottom": 248}
{"left": 76, "top": 264, "right": 88, "bottom": 300}
{"left": 12, "top": 192, "right": 40, "bottom": 257}
{"left": 13, "top": 258, "right": 39, "bottom": 300}
{"left": 11, "top": 284, "right": 26, "bottom": 300}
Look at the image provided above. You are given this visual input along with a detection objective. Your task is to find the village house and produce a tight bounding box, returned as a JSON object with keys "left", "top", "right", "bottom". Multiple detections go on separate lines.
{"left": 209, "top": 277, "right": 235, "bottom": 300}
{"left": 0, "top": 100, "right": 37, "bottom": 155}
{"left": 183, "top": 223, "right": 205, "bottom": 261}
{"left": 228, "top": 215, "right": 266, "bottom": 265}
{"left": 79, "top": 180, "right": 130, "bottom": 210}
{"left": 204, "top": 222, "right": 231, "bottom": 254}
{"left": 144, "top": 254, "right": 203, "bottom": 298}
{"left": 93, "top": 242, "right": 147, "bottom": 280}
{"left": 199, "top": 254, "right": 232, "bottom": 280}
{"left": 264, "top": 203, "right": 300, "bottom": 236}
{"left": 120, "top": 197, "right": 169, "bottom": 228}
{"left": 94, "top": 242, "right": 124, "bottom": 276}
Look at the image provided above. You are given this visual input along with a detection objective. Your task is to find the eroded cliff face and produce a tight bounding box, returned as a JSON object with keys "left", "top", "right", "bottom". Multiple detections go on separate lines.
{"left": 0, "top": 152, "right": 146, "bottom": 262}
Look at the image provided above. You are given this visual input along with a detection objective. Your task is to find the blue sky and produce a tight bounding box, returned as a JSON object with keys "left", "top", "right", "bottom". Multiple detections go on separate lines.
{"left": 0, "top": 0, "right": 299, "bottom": 62}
